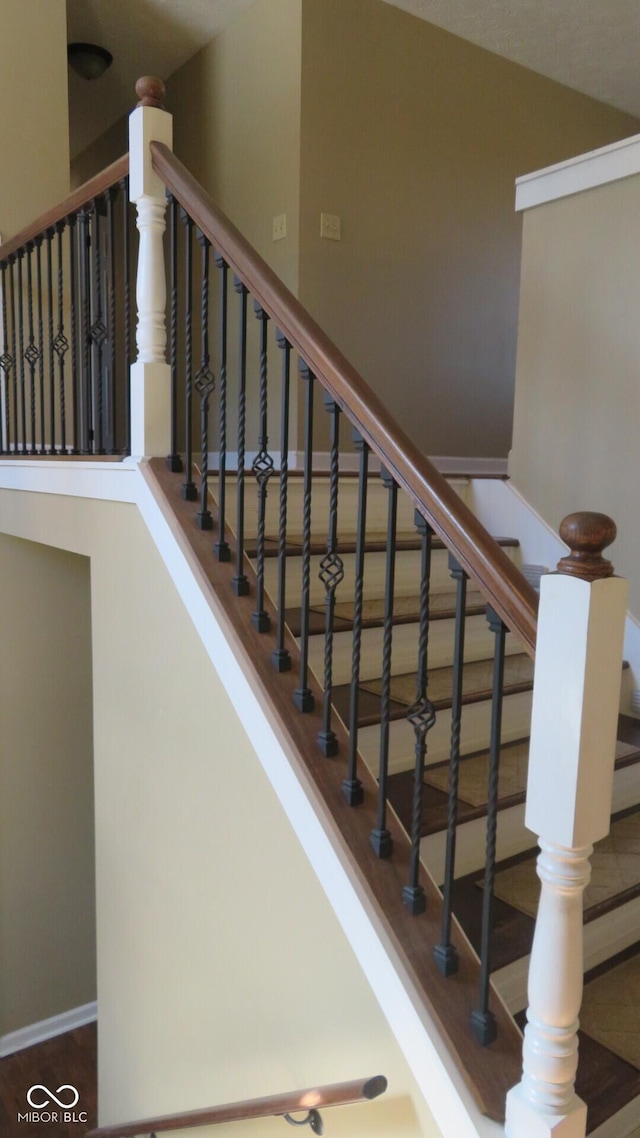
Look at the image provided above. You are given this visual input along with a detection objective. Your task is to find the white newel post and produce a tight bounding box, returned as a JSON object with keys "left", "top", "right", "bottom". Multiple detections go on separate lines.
{"left": 128, "top": 77, "right": 173, "bottom": 458}
{"left": 505, "top": 513, "right": 628, "bottom": 1138}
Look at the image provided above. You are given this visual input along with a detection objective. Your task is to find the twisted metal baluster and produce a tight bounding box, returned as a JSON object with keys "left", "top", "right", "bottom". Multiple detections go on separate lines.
{"left": 433, "top": 555, "right": 468, "bottom": 976}
{"left": 24, "top": 242, "right": 38, "bottom": 452}
{"left": 35, "top": 236, "right": 45, "bottom": 453}
{"left": 272, "top": 329, "right": 292, "bottom": 672}
{"left": 251, "top": 301, "right": 274, "bottom": 631}
{"left": 54, "top": 221, "right": 70, "bottom": 454}
{"left": 471, "top": 605, "right": 507, "bottom": 1047}
{"left": 122, "top": 179, "right": 132, "bottom": 454}
{"left": 294, "top": 362, "right": 315, "bottom": 712}
{"left": 343, "top": 432, "right": 369, "bottom": 806}
{"left": 181, "top": 210, "right": 197, "bottom": 500}
{"left": 166, "top": 194, "right": 182, "bottom": 471}
{"left": 9, "top": 256, "right": 19, "bottom": 450}
{"left": 214, "top": 254, "right": 230, "bottom": 561}
{"left": 232, "top": 275, "right": 250, "bottom": 595}
{"left": 317, "top": 395, "right": 344, "bottom": 755}
{"left": 371, "top": 467, "right": 397, "bottom": 859}
{"left": 403, "top": 512, "right": 436, "bottom": 914}
{"left": 90, "top": 199, "right": 107, "bottom": 454}
{"left": 0, "top": 261, "right": 13, "bottom": 453}
{"left": 106, "top": 186, "right": 118, "bottom": 452}
{"left": 194, "top": 229, "right": 215, "bottom": 530}
{"left": 45, "top": 229, "right": 56, "bottom": 452}
{"left": 68, "top": 216, "right": 80, "bottom": 453}
{"left": 78, "top": 208, "right": 92, "bottom": 452}
{"left": 16, "top": 248, "right": 26, "bottom": 451}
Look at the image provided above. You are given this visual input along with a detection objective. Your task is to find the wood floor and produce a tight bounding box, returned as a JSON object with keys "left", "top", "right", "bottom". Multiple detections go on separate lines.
{"left": 0, "top": 1025, "right": 97, "bottom": 1138}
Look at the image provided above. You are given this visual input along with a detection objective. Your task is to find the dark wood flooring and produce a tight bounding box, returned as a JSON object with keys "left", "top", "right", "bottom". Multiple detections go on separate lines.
{"left": 0, "top": 1025, "right": 97, "bottom": 1138}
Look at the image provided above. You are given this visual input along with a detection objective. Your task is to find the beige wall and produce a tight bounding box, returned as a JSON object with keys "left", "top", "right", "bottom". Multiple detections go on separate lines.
{"left": 0, "top": 488, "right": 440, "bottom": 1136}
{"left": 298, "top": 0, "right": 640, "bottom": 458}
{"left": 510, "top": 174, "right": 640, "bottom": 614}
{"left": 0, "top": 0, "right": 70, "bottom": 240}
{"left": 0, "top": 535, "right": 95, "bottom": 1036}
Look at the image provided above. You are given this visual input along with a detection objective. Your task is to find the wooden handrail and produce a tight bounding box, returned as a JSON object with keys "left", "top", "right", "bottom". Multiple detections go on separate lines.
{"left": 151, "top": 141, "right": 538, "bottom": 654}
{"left": 85, "top": 1075, "right": 387, "bottom": 1137}
{"left": 0, "top": 154, "right": 129, "bottom": 262}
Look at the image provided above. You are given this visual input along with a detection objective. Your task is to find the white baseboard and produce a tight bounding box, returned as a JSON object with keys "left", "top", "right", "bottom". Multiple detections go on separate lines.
{"left": 0, "top": 1001, "right": 97, "bottom": 1057}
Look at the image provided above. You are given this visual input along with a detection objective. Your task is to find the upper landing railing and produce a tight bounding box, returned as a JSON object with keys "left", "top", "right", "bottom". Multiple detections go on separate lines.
{"left": 0, "top": 154, "right": 133, "bottom": 456}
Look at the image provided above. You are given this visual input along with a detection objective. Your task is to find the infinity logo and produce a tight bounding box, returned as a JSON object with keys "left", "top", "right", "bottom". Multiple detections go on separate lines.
{"left": 27, "top": 1085, "right": 80, "bottom": 1109}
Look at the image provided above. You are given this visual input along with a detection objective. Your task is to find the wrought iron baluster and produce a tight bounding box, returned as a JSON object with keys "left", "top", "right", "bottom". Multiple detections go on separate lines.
{"left": 45, "top": 229, "right": 56, "bottom": 452}
{"left": 55, "top": 221, "right": 70, "bottom": 454}
{"left": 0, "top": 261, "right": 13, "bottom": 454}
{"left": 403, "top": 512, "right": 435, "bottom": 914}
{"left": 122, "top": 178, "right": 131, "bottom": 453}
{"left": 214, "top": 254, "right": 230, "bottom": 562}
{"left": 9, "top": 256, "right": 19, "bottom": 450}
{"left": 106, "top": 186, "right": 118, "bottom": 453}
{"left": 78, "top": 208, "right": 92, "bottom": 452}
{"left": 294, "top": 362, "right": 315, "bottom": 712}
{"left": 195, "top": 229, "right": 214, "bottom": 530}
{"left": 471, "top": 605, "right": 507, "bottom": 1047}
{"left": 24, "top": 242, "right": 38, "bottom": 452}
{"left": 68, "top": 216, "right": 79, "bottom": 454}
{"left": 16, "top": 248, "right": 26, "bottom": 451}
{"left": 371, "top": 467, "right": 397, "bottom": 859}
{"left": 181, "top": 210, "right": 197, "bottom": 500}
{"left": 232, "top": 275, "right": 249, "bottom": 595}
{"left": 272, "top": 329, "right": 292, "bottom": 672}
{"left": 343, "top": 432, "right": 369, "bottom": 806}
{"left": 166, "top": 194, "right": 182, "bottom": 471}
{"left": 35, "top": 236, "right": 45, "bottom": 453}
{"left": 90, "top": 198, "right": 106, "bottom": 454}
{"left": 317, "top": 395, "right": 344, "bottom": 755}
{"left": 433, "top": 555, "right": 468, "bottom": 976}
{"left": 251, "top": 301, "right": 274, "bottom": 631}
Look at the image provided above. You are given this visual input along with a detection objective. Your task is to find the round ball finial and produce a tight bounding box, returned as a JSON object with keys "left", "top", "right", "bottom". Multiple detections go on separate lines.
{"left": 557, "top": 511, "right": 617, "bottom": 580}
{"left": 135, "top": 76, "right": 166, "bottom": 109}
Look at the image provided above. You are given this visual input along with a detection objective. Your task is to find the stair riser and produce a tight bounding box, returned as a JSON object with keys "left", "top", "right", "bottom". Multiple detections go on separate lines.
{"left": 357, "top": 689, "right": 533, "bottom": 773}
{"left": 265, "top": 544, "right": 519, "bottom": 607}
{"left": 308, "top": 613, "right": 527, "bottom": 685}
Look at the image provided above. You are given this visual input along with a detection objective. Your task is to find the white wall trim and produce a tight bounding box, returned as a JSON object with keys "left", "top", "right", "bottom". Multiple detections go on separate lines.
{"left": 0, "top": 1002, "right": 97, "bottom": 1058}
{"left": 515, "top": 130, "right": 640, "bottom": 212}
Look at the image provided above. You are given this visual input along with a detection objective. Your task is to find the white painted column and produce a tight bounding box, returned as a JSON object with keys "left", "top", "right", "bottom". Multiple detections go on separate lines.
{"left": 128, "top": 77, "right": 173, "bottom": 458}
{"left": 505, "top": 513, "right": 628, "bottom": 1138}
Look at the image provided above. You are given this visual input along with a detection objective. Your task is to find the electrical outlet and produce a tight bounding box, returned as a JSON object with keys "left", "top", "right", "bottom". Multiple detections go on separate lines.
{"left": 272, "top": 214, "right": 287, "bottom": 241}
{"left": 320, "top": 213, "right": 341, "bottom": 241}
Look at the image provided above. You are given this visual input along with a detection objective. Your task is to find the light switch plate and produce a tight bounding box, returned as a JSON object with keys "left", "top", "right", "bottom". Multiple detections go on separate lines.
{"left": 321, "top": 213, "right": 341, "bottom": 241}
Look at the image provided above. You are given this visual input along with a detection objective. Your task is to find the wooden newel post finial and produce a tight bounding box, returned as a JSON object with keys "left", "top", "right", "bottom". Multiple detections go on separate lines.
{"left": 135, "top": 76, "right": 166, "bottom": 110}
{"left": 557, "top": 511, "right": 616, "bottom": 580}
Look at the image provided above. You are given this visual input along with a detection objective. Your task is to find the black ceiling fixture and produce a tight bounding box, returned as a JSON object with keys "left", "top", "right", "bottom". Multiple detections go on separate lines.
{"left": 67, "top": 42, "right": 113, "bottom": 81}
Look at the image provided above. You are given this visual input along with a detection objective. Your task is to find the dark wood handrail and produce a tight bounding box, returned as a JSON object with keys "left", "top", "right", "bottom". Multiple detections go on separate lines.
{"left": 151, "top": 141, "right": 537, "bottom": 654}
{"left": 0, "top": 154, "right": 129, "bottom": 262}
{"left": 85, "top": 1075, "right": 387, "bottom": 1137}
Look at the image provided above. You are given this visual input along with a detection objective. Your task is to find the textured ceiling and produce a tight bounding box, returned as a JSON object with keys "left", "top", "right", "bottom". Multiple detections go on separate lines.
{"left": 385, "top": 0, "right": 640, "bottom": 117}
{"left": 66, "top": 0, "right": 640, "bottom": 159}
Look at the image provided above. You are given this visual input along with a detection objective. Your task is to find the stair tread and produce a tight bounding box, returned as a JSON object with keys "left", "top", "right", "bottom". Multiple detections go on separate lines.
{"left": 285, "top": 588, "right": 487, "bottom": 637}
{"left": 331, "top": 653, "right": 535, "bottom": 728}
{"left": 245, "top": 532, "right": 518, "bottom": 558}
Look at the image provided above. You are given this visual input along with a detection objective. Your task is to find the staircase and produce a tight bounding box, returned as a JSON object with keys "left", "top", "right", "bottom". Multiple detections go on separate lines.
{"left": 0, "top": 75, "right": 636, "bottom": 1138}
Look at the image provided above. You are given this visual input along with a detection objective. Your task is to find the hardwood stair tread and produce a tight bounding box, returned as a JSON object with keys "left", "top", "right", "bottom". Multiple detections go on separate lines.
{"left": 244, "top": 533, "right": 519, "bottom": 558}
{"left": 284, "top": 588, "right": 487, "bottom": 638}
{"left": 331, "top": 653, "right": 535, "bottom": 728}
